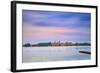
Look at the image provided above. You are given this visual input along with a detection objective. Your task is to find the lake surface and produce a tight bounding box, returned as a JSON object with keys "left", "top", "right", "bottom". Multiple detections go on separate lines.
{"left": 22, "top": 46, "right": 91, "bottom": 63}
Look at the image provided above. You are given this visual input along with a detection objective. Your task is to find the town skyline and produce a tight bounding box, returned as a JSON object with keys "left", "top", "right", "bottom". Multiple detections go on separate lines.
{"left": 23, "top": 41, "right": 91, "bottom": 47}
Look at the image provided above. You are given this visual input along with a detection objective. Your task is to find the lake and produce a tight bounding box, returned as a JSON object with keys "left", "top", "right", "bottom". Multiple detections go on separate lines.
{"left": 22, "top": 46, "right": 91, "bottom": 63}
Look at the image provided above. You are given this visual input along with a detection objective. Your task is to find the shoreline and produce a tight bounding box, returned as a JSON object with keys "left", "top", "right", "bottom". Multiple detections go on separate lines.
{"left": 23, "top": 45, "right": 91, "bottom": 47}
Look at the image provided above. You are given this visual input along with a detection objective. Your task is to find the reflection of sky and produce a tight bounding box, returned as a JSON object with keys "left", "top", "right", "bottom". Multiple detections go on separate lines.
{"left": 22, "top": 10, "right": 91, "bottom": 44}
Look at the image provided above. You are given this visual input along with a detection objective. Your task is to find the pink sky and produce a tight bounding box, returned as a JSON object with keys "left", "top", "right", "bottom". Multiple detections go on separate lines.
{"left": 23, "top": 23, "right": 90, "bottom": 40}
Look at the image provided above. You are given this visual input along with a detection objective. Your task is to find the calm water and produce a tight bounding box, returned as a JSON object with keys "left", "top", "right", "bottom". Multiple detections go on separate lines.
{"left": 22, "top": 46, "right": 91, "bottom": 63}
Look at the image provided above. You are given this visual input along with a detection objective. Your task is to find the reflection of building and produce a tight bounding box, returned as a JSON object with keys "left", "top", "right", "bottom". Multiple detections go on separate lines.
{"left": 65, "top": 42, "right": 73, "bottom": 46}
{"left": 51, "top": 41, "right": 60, "bottom": 46}
{"left": 51, "top": 41, "right": 73, "bottom": 46}
{"left": 60, "top": 43, "right": 66, "bottom": 46}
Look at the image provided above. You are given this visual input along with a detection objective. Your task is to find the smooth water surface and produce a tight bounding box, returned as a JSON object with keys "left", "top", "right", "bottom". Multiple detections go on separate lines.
{"left": 22, "top": 46, "right": 91, "bottom": 63}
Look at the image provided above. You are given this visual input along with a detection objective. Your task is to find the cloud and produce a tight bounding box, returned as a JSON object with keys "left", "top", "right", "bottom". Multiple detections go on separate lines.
{"left": 22, "top": 10, "right": 90, "bottom": 29}
{"left": 22, "top": 10, "right": 91, "bottom": 43}
{"left": 23, "top": 23, "right": 90, "bottom": 40}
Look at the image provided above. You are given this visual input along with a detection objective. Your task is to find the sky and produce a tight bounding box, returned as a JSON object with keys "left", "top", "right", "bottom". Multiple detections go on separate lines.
{"left": 22, "top": 10, "right": 91, "bottom": 44}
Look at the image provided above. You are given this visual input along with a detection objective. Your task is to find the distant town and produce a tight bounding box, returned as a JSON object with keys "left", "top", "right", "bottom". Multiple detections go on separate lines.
{"left": 23, "top": 41, "right": 91, "bottom": 47}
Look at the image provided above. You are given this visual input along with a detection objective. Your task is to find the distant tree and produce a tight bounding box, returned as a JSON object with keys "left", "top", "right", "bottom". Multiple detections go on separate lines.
{"left": 37, "top": 42, "right": 51, "bottom": 46}
{"left": 23, "top": 43, "right": 31, "bottom": 47}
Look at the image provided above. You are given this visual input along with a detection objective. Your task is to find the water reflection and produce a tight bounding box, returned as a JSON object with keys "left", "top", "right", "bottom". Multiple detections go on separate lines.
{"left": 22, "top": 46, "right": 91, "bottom": 63}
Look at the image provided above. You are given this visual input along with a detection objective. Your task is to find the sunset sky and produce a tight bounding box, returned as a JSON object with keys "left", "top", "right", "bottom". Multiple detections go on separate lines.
{"left": 22, "top": 10, "right": 91, "bottom": 44}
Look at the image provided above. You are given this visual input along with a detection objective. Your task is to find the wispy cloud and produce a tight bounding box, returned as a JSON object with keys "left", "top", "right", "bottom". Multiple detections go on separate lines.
{"left": 22, "top": 10, "right": 91, "bottom": 43}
